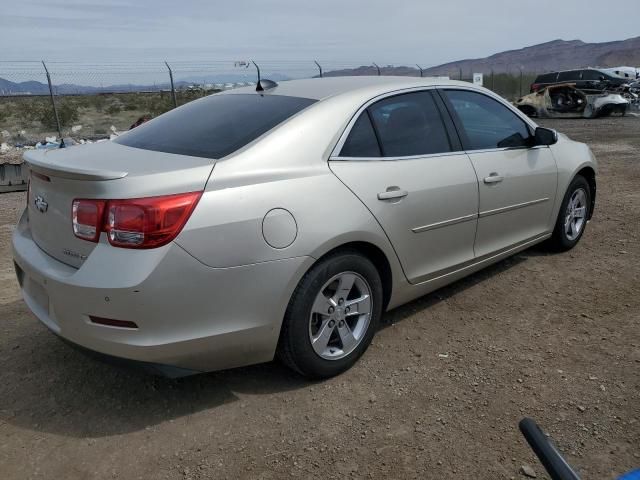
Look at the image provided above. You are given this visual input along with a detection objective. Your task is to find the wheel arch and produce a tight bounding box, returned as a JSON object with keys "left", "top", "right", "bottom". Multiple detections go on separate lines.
{"left": 310, "top": 240, "right": 394, "bottom": 312}
{"left": 575, "top": 166, "right": 596, "bottom": 219}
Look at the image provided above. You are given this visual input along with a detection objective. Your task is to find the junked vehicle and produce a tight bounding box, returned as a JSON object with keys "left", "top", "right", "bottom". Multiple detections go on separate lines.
{"left": 13, "top": 76, "right": 597, "bottom": 379}
{"left": 530, "top": 68, "right": 628, "bottom": 93}
{"left": 516, "top": 83, "right": 629, "bottom": 118}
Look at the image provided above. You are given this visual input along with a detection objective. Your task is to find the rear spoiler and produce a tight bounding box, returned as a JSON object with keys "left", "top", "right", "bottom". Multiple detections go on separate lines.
{"left": 24, "top": 149, "right": 128, "bottom": 181}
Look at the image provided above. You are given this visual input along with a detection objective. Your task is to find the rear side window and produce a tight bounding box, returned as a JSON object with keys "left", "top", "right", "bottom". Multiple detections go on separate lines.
{"left": 444, "top": 90, "right": 531, "bottom": 150}
{"left": 114, "top": 94, "right": 316, "bottom": 159}
{"left": 339, "top": 113, "right": 381, "bottom": 157}
{"left": 557, "top": 70, "right": 580, "bottom": 82}
{"left": 535, "top": 73, "right": 558, "bottom": 83}
{"left": 373, "top": 91, "right": 451, "bottom": 157}
{"left": 339, "top": 91, "right": 451, "bottom": 158}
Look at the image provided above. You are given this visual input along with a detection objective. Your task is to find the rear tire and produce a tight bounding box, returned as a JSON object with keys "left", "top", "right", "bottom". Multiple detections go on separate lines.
{"left": 548, "top": 175, "right": 591, "bottom": 251}
{"left": 278, "top": 250, "right": 383, "bottom": 379}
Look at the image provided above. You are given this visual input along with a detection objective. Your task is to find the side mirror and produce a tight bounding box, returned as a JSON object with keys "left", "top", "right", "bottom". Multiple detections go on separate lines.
{"left": 533, "top": 127, "right": 558, "bottom": 146}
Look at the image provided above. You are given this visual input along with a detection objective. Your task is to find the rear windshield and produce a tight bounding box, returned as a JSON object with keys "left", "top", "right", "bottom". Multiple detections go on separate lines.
{"left": 114, "top": 93, "right": 316, "bottom": 159}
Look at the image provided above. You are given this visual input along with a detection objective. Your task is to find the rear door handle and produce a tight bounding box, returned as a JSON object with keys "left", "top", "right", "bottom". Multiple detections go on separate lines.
{"left": 377, "top": 187, "right": 409, "bottom": 200}
{"left": 484, "top": 173, "right": 504, "bottom": 184}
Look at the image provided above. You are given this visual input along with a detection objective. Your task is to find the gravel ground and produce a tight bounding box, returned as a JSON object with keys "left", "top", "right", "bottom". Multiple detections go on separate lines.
{"left": 0, "top": 117, "right": 638, "bottom": 480}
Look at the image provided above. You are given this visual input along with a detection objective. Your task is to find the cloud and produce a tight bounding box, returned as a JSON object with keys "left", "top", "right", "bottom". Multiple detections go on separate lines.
{"left": 1, "top": 0, "right": 639, "bottom": 66}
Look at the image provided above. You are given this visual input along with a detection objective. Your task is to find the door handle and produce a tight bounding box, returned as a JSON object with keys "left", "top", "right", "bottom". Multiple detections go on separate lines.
{"left": 377, "top": 187, "right": 409, "bottom": 200}
{"left": 484, "top": 173, "right": 504, "bottom": 184}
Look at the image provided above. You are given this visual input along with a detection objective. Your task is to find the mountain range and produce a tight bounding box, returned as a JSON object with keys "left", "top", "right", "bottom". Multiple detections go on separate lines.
{"left": 2, "top": 36, "right": 639, "bottom": 94}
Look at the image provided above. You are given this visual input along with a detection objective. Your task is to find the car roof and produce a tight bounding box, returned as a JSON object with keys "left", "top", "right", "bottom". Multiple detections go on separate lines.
{"left": 222, "top": 76, "right": 474, "bottom": 101}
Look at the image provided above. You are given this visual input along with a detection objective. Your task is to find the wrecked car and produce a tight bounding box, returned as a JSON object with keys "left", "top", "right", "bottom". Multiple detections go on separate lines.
{"left": 515, "top": 83, "right": 629, "bottom": 118}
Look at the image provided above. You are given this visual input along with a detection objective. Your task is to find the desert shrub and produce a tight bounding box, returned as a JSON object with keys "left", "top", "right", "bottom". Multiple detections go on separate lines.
{"left": 106, "top": 104, "right": 121, "bottom": 115}
{"left": 38, "top": 102, "right": 79, "bottom": 129}
{"left": 88, "top": 95, "right": 107, "bottom": 112}
{"left": 149, "top": 99, "right": 173, "bottom": 117}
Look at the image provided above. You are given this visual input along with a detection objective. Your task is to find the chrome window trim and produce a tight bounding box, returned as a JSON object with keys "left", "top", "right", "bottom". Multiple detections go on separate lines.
{"left": 329, "top": 84, "right": 544, "bottom": 162}
{"left": 331, "top": 150, "right": 469, "bottom": 162}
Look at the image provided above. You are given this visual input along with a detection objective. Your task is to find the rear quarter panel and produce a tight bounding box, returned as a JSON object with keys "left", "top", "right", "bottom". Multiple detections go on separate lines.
{"left": 174, "top": 96, "right": 408, "bottom": 302}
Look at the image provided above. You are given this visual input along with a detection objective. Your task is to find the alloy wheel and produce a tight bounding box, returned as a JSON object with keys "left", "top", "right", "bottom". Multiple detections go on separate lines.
{"left": 308, "top": 271, "right": 372, "bottom": 360}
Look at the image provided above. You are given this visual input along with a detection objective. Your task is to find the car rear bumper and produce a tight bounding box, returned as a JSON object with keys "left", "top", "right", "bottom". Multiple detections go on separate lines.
{"left": 12, "top": 210, "right": 313, "bottom": 375}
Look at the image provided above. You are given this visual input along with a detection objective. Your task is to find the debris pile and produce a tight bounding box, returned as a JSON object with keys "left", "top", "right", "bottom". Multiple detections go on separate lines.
{"left": 516, "top": 78, "right": 640, "bottom": 119}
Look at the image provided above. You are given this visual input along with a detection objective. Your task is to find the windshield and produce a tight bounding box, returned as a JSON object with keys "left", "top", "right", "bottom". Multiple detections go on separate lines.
{"left": 114, "top": 93, "right": 316, "bottom": 159}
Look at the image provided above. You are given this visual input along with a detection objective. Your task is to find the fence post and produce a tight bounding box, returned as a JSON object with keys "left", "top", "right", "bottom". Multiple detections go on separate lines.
{"left": 165, "top": 61, "right": 178, "bottom": 108}
{"left": 373, "top": 63, "right": 380, "bottom": 76}
{"left": 314, "top": 60, "right": 323, "bottom": 78}
{"left": 459, "top": 68, "right": 463, "bottom": 81}
{"left": 41, "top": 60, "right": 64, "bottom": 147}
{"left": 519, "top": 67, "right": 524, "bottom": 98}
{"left": 416, "top": 64, "right": 424, "bottom": 78}
{"left": 491, "top": 68, "right": 495, "bottom": 91}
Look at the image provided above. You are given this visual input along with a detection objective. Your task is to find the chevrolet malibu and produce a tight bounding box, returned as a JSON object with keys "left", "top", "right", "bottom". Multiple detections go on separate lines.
{"left": 13, "top": 76, "right": 596, "bottom": 378}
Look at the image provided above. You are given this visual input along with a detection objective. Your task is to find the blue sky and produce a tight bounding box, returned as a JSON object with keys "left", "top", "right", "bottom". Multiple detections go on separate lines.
{"left": 1, "top": 0, "right": 639, "bottom": 66}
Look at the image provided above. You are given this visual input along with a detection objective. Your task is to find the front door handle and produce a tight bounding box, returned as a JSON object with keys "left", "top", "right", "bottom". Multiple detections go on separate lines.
{"left": 377, "top": 187, "right": 409, "bottom": 200}
{"left": 484, "top": 173, "right": 504, "bottom": 184}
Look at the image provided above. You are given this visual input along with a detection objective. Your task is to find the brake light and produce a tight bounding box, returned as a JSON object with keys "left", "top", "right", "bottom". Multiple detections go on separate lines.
{"left": 72, "top": 192, "right": 202, "bottom": 249}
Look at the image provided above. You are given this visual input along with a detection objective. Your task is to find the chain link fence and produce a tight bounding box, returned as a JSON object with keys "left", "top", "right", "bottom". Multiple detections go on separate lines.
{"left": 1, "top": 59, "right": 552, "bottom": 147}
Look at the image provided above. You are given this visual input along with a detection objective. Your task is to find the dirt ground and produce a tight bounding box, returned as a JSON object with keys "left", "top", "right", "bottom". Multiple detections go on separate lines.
{"left": 0, "top": 117, "right": 638, "bottom": 480}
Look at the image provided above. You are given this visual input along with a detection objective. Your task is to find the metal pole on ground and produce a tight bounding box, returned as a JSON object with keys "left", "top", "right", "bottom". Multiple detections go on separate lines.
{"left": 373, "top": 63, "right": 380, "bottom": 76}
{"left": 165, "top": 61, "right": 178, "bottom": 108}
{"left": 41, "top": 60, "right": 64, "bottom": 148}
{"left": 314, "top": 60, "right": 323, "bottom": 78}
{"left": 416, "top": 64, "right": 424, "bottom": 78}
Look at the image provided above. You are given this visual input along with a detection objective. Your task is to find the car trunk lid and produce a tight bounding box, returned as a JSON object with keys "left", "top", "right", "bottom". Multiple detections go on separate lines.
{"left": 24, "top": 141, "right": 215, "bottom": 268}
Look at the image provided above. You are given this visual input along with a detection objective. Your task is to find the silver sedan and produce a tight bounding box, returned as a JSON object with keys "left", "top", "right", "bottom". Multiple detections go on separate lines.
{"left": 13, "top": 76, "right": 596, "bottom": 378}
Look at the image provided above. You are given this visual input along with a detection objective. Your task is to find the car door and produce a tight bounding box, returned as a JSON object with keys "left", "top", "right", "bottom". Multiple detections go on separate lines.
{"left": 329, "top": 89, "right": 479, "bottom": 285}
{"left": 440, "top": 88, "right": 558, "bottom": 258}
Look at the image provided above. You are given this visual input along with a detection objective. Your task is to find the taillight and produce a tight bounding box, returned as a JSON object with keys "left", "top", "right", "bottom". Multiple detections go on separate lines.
{"left": 531, "top": 83, "right": 541, "bottom": 92}
{"left": 72, "top": 199, "right": 106, "bottom": 242}
{"left": 72, "top": 192, "right": 202, "bottom": 249}
{"left": 106, "top": 192, "right": 202, "bottom": 248}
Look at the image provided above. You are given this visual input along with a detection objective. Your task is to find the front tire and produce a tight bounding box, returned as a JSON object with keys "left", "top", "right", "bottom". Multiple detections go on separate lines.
{"left": 278, "top": 250, "right": 383, "bottom": 379}
{"left": 549, "top": 175, "right": 591, "bottom": 251}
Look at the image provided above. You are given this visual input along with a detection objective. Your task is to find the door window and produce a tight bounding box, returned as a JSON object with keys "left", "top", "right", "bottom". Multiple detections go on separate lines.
{"left": 582, "top": 69, "right": 605, "bottom": 81}
{"left": 557, "top": 70, "right": 580, "bottom": 82}
{"left": 339, "top": 91, "right": 451, "bottom": 158}
{"left": 443, "top": 90, "right": 531, "bottom": 150}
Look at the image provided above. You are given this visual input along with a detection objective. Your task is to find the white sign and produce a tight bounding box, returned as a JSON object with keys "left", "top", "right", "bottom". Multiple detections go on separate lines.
{"left": 473, "top": 73, "right": 484, "bottom": 86}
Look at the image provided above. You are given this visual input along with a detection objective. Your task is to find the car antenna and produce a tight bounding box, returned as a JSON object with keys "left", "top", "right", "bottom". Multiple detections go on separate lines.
{"left": 252, "top": 61, "right": 278, "bottom": 92}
